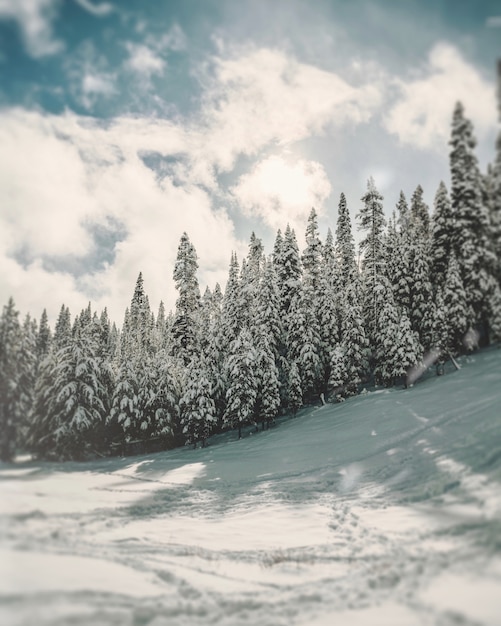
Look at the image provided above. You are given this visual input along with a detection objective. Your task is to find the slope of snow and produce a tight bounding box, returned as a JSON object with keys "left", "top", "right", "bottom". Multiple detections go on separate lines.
{"left": 1, "top": 347, "right": 501, "bottom": 625}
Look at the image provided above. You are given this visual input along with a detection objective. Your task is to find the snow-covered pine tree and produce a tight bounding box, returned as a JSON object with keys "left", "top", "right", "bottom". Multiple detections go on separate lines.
{"left": 130, "top": 272, "right": 153, "bottom": 350}
{"left": 0, "top": 298, "right": 21, "bottom": 461}
{"left": 171, "top": 233, "right": 201, "bottom": 365}
{"left": 440, "top": 252, "right": 469, "bottom": 356}
{"left": 253, "top": 329, "right": 281, "bottom": 430}
{"left": 358, "top": 177, "right": 387, "bottom": 344}
{"left": 336, "top": 192, "right": 359, "bottom": 289}
{"left": 241, "top": 232, "right": 264, "bottom": 327}
{"left": 430, "top": 182, "right": 454, "bottom": 291}
{"left": 153, "top": 301, "right": 167, "bottom": 352}
{"left": 200, "top": 283, "right": 226, "bottom": 430}
{"left": 390, "top": 193, "right": 412, "bottom": 313}
{"left": 121, "top": 273, "right": 153, "bottom": 359}
{"left": 487, "top": 284, "right": 501, "bottom": 342}
{"left": 384, "top": 212, "right": 405, "bottom": 306}
{"left": 277, "top": 224, "right": 302, "bottom": 319}
{"left": 273, "top": 228, "right": 283, "bottom": 268}
{"left": 302, "top": 208, "right": 323, "bottom": 294}
{"left": 30, "top": 322, "right": 105, "bottom": 460}
{"left": 372, "top": 276, "right": 400, "bottom": 386}
{"left": 224, "top": 328, "right": 258, "bottom": 439}
{"left": 28, "top": 349, "right": 58, "bottom": 459}
{"left": 318, "top": 228, "right": 342, "bottom": 388}
{"left": 449, "top": 102, "right": 497, "bottom": 337}
{"left": 108, "top": 356, "right": 140, "bottom": 444}
{"left": 410, "top": 184, "right": 431, "bottom": 238}
{"left": 16, "top": 314, "right": 38, "bottom": 451}
{"left": 396, "top": 190, "right": 410, "bottom": 232}
{"left": 489, "top": 145, "right": 501, "bottom": 285}
{"left": 393, "top": 310, "right": 422, "bottom": 387}
{"left": 253, "top": 256, "right": 288, "bottom": 410}
{"left": 36, "top": 308, "right": 52, "bottom": 364}
{"left": 340, "top": 285, "right": 369, "bottom": 395}
{"left": 135, "top": 351, "right": 178, "bottom": 445}
{"left": 287, "top": 360, "right": 302, "bottom": 416}
{"left": 328, "top": 345, "right": 348, "bottom": 399}
{"left": 255, "top": 257, "right": 284, "bottom": 361}
{"left": 180, "top": 357, "right": 216, "bottom": 448}
{"left": 53, "top": 304, "right": 72, "bottom": 351}
{"left": 220, "top": 252, "right": 243, "bottom": 351}
{"left": 286, "top": 288, "right": 322, "bottom": 401}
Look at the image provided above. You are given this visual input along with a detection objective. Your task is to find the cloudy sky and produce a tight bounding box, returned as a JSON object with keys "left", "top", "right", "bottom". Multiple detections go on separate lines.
{"left": 0, "top": 0, "right": 500, "bottom": 324}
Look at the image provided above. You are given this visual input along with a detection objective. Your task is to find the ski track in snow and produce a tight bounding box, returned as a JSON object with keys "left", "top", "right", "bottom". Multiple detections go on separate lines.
{"left": 1, "top": 348, "right": 501, "bottom": 625}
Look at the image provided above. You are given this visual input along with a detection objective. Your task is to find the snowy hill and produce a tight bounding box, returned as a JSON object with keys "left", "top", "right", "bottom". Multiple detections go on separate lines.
{"left": 1, "top": 347, "right": 501, "bottom": 626}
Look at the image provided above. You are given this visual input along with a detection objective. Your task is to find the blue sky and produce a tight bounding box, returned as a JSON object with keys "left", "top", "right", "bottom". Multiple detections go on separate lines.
{"left": 0, "top": 0, "right": 500, "bottom": 322}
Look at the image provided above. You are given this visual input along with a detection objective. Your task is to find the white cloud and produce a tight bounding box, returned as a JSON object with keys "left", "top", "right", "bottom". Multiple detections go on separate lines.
{"left": 231, "top": 155, "right": 331, "bottom": 233}
{"left": 124, "top": 43, "right": 166, "bottom": 80}
{"left": 81, "top": 72, "right": 116, "bottom": 107}
{"left": 63, "top": 41, "right": 117, "bottom": 110}
{"left": 74, "top": 0, "right": 114, "bottom": 17}
{"left": 197, "top": 47, "right": 382, "bottom": 173}
{"left": 156, "top": 23, "right": 187, "bottom": 52}
{"left": 0, "top": 0, "right": 63, "bottom": 57}
{"left": 0, "top": 109, "right": 240, "bottom": 322}
{"left": 486, "top": 16, "right": 501, "bottom": 27}
{"left": 385, "top": 43, "right": 497, "bottom": 150}
{"left": 0, "top": 47, "right": 383, "bottom": 322}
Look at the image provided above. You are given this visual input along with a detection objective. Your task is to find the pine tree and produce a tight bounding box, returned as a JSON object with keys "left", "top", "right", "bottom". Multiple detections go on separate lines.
{"left": 16, "top": 315, "right": 38, "bottom": 450}
{"left": 440, "top": 252, "right": 469, "bottom": 356}
{"left": 372, "top": 277, "right": 400, "bottom": 386}
{"left": 220, "top": 252, "right": 243, "bottom": 350}
{"left": 136, "top": 353, "right": 178, "bottom": 444}
{"left": 287, "top": 289, "right": 322, "bottom": 401}
{"left": 302, "top": 207, "right": 323, "bottom": 294}
{"left": 224, "top": 328, "right": 257, "bottom": 439}
{"left": 408, "top": 235, "right": 433, "bottom": 349}
{"left": 108, "top": 357, "right": 140, "bottom": 444}
{"left": 336, "top": 192, "right": 358, "bottom": 289}
{"left": 410, "top": 184, "right": 430, "bottom": 238}
{"left": 254, "top": 336, "right": 281, "bottom": 430}
{"left": 358, "top": 177, "right": 387, "bottom": 343}
{"left": 395, "top": 190, "right": 410, "bottom": 232}
{"left": 0, "top": 298, "right": 21, "bottom": 461}
{"left": 430, "top": 182, "right": 454, "bottom": 291}
{"left": 53, "top": 305, "right": 72, "bottom": 351}
{"left": 287, "top": 360, "right": 302, "bottom": 416}
{"left": 241, "top": 232, "right": 264, "bottom": 327}
{"left": 385, "top": 212, "right": 408, "bottom": 310}
{"left": 171, "top": 233, "right": 201, "bottom": 364}
{"left": 449, "top": 102, "right": 496, "bottom": 335}
{"left": 393, "top": 311, "right": 422, "bottom": 387}
{"left": 273, "top": 229, "right": 283, "bottom": 268}
{"left": 124, "top": 272, "right": 153, "bottom": 358}
{"left": 29, "top": 324, "right": 105, "bottom": 460}
{"left": 153, "top": 301, "right": 167, "bottom": 351}
{"left": 36, "top": 308, "right": 52, "bottom": 363}
{"left": 328, "top": 345, "right": 348, "bottom": 398}
{"left": 340, "top": 285, "right": 369, "bottom": 395}
{"left": 255, "top": 257, "right": 284, "bottom": 360}
{"left": 318, "top": 229, "right": 342, "bottom": 386}
{"left": 277, "top": 224, "right": 302, "bottom": 318}
{"left": 180, "top": 358, "right": 216, "bottom": 448}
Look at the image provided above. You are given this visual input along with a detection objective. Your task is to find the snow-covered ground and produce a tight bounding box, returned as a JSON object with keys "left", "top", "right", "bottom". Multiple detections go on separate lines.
{"left": 1, "top": 348, "right": 501, "bottom": 626}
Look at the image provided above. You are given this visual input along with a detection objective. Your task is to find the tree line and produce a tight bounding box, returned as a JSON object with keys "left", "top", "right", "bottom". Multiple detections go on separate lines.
{"left": 1, "top": 101, "right": 500, "bottom": 462}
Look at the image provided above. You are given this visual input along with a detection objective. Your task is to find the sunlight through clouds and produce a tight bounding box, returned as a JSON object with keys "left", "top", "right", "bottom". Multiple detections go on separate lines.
{"left": 231, "top": 155, "right": 331, "bottom": 232}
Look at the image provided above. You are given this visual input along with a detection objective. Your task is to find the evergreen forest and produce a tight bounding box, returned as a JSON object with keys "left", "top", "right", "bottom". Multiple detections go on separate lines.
{"left": 1, "top": 100, "right": 500, "bottom": 462}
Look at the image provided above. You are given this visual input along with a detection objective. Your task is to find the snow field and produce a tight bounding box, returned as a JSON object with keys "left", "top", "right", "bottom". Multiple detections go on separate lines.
{"left": 1, "top": 347, "right": 501, "bottom": 625}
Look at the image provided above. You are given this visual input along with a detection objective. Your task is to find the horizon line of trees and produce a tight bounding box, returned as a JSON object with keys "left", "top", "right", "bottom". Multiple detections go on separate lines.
{"left": 1, "top": 99, "right": 500, "bottom": 462}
